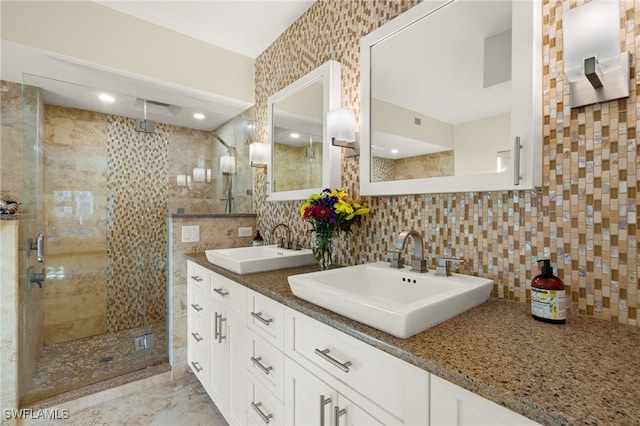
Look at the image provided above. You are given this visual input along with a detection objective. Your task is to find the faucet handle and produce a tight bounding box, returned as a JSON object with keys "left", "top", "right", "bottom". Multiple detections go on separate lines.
{"left": 387, "top": 250, "right": 404, "bottom": 269}
{"left": 435, "top": 257, "right": 464, "bottom": 277}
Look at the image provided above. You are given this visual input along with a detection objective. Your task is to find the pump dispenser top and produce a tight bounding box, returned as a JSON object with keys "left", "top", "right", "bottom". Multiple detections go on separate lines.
{"left": 531, "top": 259, "right": 566, "bottom": 323}
{"left": 538, "top": 259, "right": 554, "bottom": 276}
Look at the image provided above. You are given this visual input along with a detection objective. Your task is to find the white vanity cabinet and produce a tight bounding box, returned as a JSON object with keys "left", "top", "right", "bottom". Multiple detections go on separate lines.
{"left": 187, "top": 261, "right": 541, "bottom": 426}
{"left": 430, "top": 375, "right": 540, "bottom": 426}
{"left": 186, "top": 261, "right": 247, "bottom": 426}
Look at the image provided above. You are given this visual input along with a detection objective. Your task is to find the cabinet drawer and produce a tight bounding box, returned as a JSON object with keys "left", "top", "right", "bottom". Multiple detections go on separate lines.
{"left": 247, "top": 329, "right": 285, "bottom": 402}
{"left": 247, "top": 290, "right": 284, "bottom": 350}
{"left": 187, "top": 314, "right": 211, "bottom": 392}
{"left": 188, "top": 284, "right": 209, "bottom": 322}
{"left": 210, "top": 271, "right": 246, "bottom": 314}
{"left": 247, "top": 371, "right": 284, "bottom": 426}
{"left": 188, "top": 261, "right": 210, "bottom": 291}
{"left": 285, "top": 308, "right": 429, "bottom": 421}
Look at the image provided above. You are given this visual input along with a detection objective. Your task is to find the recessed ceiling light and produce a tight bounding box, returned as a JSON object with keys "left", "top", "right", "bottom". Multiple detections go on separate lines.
{"left": 391, "top": 149, "right": 399, "bottom": 154}
{"left": 98, "top": 93, "right": 115, "bottom": 103}
{"left": 290, "top": 132, "right": 300, "bottom": 139}
{"left": 193, "top": 113, "right": 205, "bottom": 120}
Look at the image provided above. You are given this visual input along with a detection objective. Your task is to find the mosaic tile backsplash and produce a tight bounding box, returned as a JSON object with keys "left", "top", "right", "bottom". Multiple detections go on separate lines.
{"left": 255, "top": 0, "right": 639, "bottom": 326}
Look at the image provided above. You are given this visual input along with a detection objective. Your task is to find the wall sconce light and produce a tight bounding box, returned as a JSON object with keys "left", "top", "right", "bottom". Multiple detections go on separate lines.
{"left": 249, "top": 142, "right": 268, "bottom": 168}
{"left": 327, "top": 107, "right": 360, "bottom": 157}
{"left": 220, "top": 152, "right": 236, "bottom": 174}
{"left": 563, "top": 0, "right": 629, "bottom": 108}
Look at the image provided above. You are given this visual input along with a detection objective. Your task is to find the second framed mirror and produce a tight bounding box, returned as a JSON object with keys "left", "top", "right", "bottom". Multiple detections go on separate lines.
{"left": 267, "top": 60, "right": 342, "bottom": 201}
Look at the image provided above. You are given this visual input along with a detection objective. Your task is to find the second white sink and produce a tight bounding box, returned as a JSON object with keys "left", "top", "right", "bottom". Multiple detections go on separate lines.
{"left": 287, "top": 262, "right": 493, "bottom": 338}
{"left": 205, "top": 245, "right": 316, "bottom": 274}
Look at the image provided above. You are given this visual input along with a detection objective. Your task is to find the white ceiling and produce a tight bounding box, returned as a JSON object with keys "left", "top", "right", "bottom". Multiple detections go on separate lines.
{"left": 95, "top": 1, "right": 315, "bottom": 59}
{"left": 3, "top": 1, "right": 314, "bottom": 131}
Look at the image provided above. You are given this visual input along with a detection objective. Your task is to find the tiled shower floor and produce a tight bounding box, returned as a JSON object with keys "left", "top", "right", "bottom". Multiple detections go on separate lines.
{"left": 21, "top": 323, "right": 168, "bottom": 406}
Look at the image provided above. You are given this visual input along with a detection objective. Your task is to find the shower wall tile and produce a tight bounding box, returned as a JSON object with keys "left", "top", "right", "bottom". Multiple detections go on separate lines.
{"left": 106, "top": 116, "right": 168, "bottom": 332}
{"left": 0, "top": 81, "right": 23, "bottom": 202}
{"left": 254, "top": 0, "right": 639, "bottom": 326}
{"left": 44, "top": 106, "right": 109, "bottom": 343}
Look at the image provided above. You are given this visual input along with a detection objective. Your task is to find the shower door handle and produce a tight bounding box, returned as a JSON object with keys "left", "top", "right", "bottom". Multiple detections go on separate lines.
{"left": 29, "top": 232, "right": 45, "bottom": 263}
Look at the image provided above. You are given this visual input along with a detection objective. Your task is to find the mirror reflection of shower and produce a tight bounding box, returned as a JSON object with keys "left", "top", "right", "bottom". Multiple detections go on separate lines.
{"left": 213, "top": 132, "right": 236, "bottom": 214}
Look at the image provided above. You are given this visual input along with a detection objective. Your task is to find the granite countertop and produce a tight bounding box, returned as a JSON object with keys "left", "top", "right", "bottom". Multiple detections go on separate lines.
{"left": 186, "top": 253, "right": 640, "bottom": 426}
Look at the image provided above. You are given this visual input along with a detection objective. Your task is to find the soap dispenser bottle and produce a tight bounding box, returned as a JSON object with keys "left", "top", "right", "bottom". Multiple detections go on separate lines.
{"left": 252, "top": 230, "right": 264, "bottom": 247}
{"left": 531, "top": 259, "right": 566, "bottom": 324}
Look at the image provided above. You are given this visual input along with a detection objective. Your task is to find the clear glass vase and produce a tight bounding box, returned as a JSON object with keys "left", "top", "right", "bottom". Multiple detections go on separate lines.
{"left": 312, "top": 229, "right": 335, "bottom": 270}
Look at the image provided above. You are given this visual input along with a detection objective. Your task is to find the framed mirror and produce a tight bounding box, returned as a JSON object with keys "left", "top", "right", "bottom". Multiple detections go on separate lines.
{"left": 360, "top": 0, "right": 541, "bottom": 196}
{"left": 267, "top": 60, "right": 342, "bottom": 201}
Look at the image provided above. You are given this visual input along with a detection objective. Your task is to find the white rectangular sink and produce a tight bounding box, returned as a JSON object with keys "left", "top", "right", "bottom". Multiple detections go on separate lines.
{"left": 205, "top": 245, "right": 317, "bottom": 275}
{"left": 287, "top": 262, "right": 493, "bottom": 338}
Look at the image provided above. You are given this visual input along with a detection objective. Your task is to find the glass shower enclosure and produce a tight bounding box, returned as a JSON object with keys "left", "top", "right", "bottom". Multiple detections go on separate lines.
{"left": 18, "top": 78, "right": 167, "bottom": 406}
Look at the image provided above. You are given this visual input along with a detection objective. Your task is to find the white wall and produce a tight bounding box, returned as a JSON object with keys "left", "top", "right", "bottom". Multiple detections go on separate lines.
{"left": 0, "top": 1, "right": 254, "bottom": 104}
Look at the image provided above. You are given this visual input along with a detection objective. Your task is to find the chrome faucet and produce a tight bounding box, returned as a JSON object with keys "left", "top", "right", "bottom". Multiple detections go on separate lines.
{"left": 391, "top": 230, "right": 428, "bottom": 273}
{"left": 270, "top": 223, "right": 291, "bottom": 249}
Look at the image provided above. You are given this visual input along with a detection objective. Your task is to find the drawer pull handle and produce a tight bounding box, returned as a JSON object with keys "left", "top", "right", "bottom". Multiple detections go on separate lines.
{"left": 251, "top": 356, "right": 273, "bottom": 375}
{"left": 190, "top": 361, "right": 203, "bottom": 373}
{"left": 190, "top": 303, "right": 203, "bottom": 312}
{"left": 191, "top": 332, "right": 203, "bottom": 342}
{"left": 314, "top": 348, "right": 352, "bottom": 373}
{"left": 251, "top": 311, "right": 273, "bottom": 326}
{"left": 320, "top": 395, "right": 332, "bottom": 426}
{"left": 334, "top": 406, "right": 347, "bottom": 426}
{"left": 213, "top": 287, "right": 229, "bottom": 297}
{"left": 190, "top": 275, "right": 203, "bottom": 282}
{"left": 250, "top": 401, "right": 273, "bottom": 424}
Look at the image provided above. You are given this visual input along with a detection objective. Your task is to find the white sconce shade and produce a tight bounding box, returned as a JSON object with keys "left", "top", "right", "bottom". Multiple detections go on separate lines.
{"left": 220, "top": 154, "right": 236, "bottom": 174}
{"left": 563, "top": 1, "right": 620, "bottom": 82}
{"left": 176, "top": 175, "right": 187, "bottom": 186}
{"left": 327, "top": 107, "right": 360, "bottom": 157}
{"left": 562, "top": 0, "right": 629, "bottom": 107}
{"left": 249, "top": 142, "right": 268, "bottom": 168}
{"left": 328, "top": 107, "right": 356, "bottom": 142}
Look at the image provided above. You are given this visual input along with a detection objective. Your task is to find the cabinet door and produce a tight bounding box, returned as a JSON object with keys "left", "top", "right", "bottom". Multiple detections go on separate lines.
{"left": 285, "top": 357, "right": 337, "bottom": 426}
{"left": 227, "top": 308, "right": 247, "bottom": 426}
{"left": 208, "top": 302, "right": 227, "bottom": 411}
{"left": 431, "top": 375, "right": 540, "bottom": 426}
{"left": 336, "top": 394, "right": 385, "bottom": 426}
{"left": 285, "top": 358, "right": 388, "bottom": 426}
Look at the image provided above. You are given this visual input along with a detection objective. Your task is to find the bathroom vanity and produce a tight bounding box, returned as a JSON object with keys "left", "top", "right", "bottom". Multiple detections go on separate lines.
{"left": 186, "top": 254, "right": 640, "bottom": 425}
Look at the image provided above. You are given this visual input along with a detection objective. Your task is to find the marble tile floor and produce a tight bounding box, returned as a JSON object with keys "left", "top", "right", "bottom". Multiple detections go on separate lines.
{"left": 22, "top": 323, "right": 168, "bottom": 407}
{"left": 22, "top": 372, "right": 228, "bottom": 426}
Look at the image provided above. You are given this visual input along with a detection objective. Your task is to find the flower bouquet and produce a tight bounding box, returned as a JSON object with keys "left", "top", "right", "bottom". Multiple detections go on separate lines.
{"left": 300, "top": 188, "right": 370, "bottom": 270}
